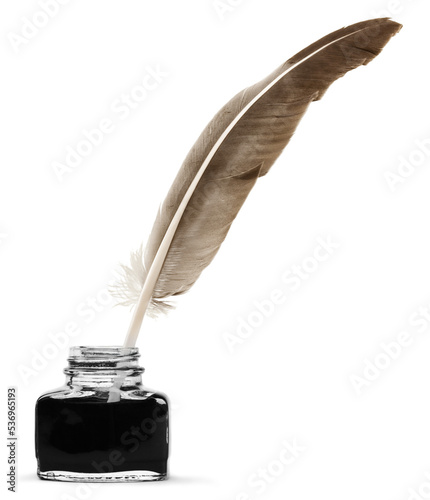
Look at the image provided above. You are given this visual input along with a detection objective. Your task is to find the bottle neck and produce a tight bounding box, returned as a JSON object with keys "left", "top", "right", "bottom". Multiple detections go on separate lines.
{"left": 64, "top": 346, "right": 144, "bottom": 387}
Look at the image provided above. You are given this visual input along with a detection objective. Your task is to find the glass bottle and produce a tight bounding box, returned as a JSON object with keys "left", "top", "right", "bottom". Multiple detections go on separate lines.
{"left": 35, "top": 346, "right": 169, "bottom": 482}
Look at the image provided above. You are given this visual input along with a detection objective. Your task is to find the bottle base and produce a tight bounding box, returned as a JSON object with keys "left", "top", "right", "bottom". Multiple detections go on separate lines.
{"left": 37, "top": 469, "right": 167, "bottom": 482}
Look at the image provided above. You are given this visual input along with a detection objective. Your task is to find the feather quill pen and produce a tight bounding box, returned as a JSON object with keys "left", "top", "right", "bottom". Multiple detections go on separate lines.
{"left": 113, "top": 18, "right": 401, "bottom": 347}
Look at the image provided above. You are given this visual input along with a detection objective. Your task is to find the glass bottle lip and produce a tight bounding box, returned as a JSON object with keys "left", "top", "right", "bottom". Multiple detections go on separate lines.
{"left": 65, "top": 346, "right": 144, "bottom": 376}
{"left": 68, "top": 346, "right": 139, "bottom": 359}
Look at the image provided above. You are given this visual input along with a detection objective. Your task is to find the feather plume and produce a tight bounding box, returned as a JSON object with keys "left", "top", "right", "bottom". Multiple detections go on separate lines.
{"left": 112, "top": 18, "right": 402, "bottom": 346}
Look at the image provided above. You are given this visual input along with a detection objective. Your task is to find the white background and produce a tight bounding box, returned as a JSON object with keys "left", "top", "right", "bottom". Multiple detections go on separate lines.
{"left": 1, "top": 1, "right": 430, "bottom": 499}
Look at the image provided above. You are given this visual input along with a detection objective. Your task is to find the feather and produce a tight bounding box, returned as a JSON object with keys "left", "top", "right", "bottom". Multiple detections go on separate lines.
{"left": 112, "top": 18, "right": 402, "bottom": 347}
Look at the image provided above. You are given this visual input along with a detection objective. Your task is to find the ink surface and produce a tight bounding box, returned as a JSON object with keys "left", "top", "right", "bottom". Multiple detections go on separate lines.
{"left": 36, "top": 395, "right": 168, "bottom": 475}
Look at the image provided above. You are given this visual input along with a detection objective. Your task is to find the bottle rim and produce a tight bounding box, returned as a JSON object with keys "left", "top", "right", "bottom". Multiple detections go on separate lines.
{"left": 65, "top": 346, "right": 144, "bottom": 376}
{"left": 68, "top": 346, "right": 139, "bottom": 359}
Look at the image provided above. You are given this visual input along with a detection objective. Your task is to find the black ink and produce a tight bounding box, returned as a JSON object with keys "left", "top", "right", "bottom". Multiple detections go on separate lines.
{"left": 35, "top": 394, "right": 168, "bottom": 475}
